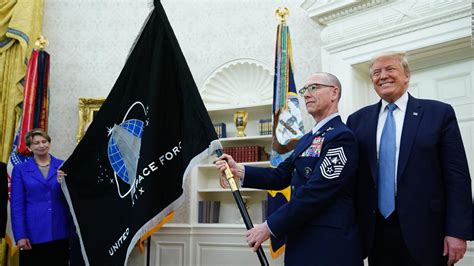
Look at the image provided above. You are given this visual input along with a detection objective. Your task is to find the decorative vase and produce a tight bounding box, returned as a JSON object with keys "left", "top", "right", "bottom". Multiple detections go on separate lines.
{"left": 234, "top": 110, "right": 248, "bottom": 137}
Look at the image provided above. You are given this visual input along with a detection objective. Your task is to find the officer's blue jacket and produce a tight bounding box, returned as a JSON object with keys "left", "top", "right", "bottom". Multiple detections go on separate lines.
{"left": 244, "top": 116, "right": 362, "bottom": 266}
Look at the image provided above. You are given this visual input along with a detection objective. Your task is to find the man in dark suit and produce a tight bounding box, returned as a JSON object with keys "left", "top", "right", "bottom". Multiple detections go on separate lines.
{"left": 1, "top": 162, "right": 7, "bottom": 239}
{"left": 216, "top": 73, "right": 362, "bottom": 266}
{"left": 347, "top": 51, "right": 472, "bottom": 266}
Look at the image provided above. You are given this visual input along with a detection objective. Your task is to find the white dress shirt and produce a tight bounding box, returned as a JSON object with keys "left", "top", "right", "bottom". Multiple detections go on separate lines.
{"left": 376, "top": 91, "right": 408, "bottom": 193}
{"left": 312, "top": 112, "right": 339, "bottom": 134}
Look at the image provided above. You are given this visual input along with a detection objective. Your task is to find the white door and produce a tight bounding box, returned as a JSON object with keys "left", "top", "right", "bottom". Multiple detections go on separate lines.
{"left": 409, "top": 58, "right": 474, "bottom": 195}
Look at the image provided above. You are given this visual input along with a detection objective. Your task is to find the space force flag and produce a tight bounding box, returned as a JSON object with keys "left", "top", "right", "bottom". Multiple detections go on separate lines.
{"left": 60, "top": 1, "right": 218, "bottom": 265}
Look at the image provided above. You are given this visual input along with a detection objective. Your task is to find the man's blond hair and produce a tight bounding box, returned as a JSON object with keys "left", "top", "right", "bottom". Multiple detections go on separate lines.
{"left": 369, "top": 51, "right": 410, "bottom": 77}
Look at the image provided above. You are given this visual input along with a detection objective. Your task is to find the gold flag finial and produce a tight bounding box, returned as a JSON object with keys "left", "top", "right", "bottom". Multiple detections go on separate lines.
{"left": 35, "top": 35, "right": 49, "bottom": 50}
{"left": 275, "top": 7, "right": 290, "bottom": 23}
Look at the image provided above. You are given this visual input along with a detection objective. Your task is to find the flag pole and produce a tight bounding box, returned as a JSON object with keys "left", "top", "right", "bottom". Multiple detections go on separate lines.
{"left": 216, "top": 149, "right": 269, "bottom": 266}
{"left": 146, "top": 237, "right": 151, "bottom": 266}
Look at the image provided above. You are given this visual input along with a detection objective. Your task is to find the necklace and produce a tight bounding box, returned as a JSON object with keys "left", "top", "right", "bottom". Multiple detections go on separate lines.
{"left": 35, "top": 156, "right": 51, "bottom": 167}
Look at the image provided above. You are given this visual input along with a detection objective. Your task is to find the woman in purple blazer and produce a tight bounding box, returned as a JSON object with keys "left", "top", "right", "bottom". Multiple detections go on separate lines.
{"left": 11, "top": 129, "right": 71, "bottom": 266}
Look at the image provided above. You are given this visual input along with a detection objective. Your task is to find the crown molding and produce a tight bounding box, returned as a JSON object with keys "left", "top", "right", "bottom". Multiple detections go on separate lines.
{"left": 301, "top": 0, "right": 391, "bottom": 25}
{"left": 322, "top": 4, "right": 471, "bottom": 54}
{"left": 303, "top": 1, "right": 471, "bottom": 54}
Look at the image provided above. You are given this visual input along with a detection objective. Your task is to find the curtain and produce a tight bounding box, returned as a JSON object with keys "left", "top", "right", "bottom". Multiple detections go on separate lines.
{"left": 0, "top": 1, "right": 44, "bottom": 265}
{"left": 0, "top": 0, "right": 44, "bottom": 162}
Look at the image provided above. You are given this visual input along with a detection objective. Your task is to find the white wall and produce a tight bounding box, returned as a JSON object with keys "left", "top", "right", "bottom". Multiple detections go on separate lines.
{"left": 41, "top": 2, "right": 321, "bottom": 264}
{"left": 42, "top": 0, "right": 322, "bottom": 160}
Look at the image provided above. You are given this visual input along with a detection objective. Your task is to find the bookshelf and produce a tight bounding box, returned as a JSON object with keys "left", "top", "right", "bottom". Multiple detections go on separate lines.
{"left": 208, "top": 104, "right": 272, "bottom": 138}
{"left": 194, "top": 104, "right": 272, "bottom": 225}
{"left": 151, "top": 60, "right": 284, "bottom": 265}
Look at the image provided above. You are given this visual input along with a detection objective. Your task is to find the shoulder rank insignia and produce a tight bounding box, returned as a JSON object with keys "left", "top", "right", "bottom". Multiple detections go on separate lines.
{"left": 320, "top": 147, "right": 347, "bottom": 179}
{"left": 320, "top": 126, "right": 334, "bottom": 137}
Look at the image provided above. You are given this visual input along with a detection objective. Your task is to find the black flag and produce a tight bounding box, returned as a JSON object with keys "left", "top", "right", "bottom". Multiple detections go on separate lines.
{"left": 60, "top": 1, "right": 218, "bottom": 265}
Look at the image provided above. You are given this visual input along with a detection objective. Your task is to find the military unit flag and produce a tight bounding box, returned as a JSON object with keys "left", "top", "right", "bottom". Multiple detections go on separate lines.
{"left": 268, "top": 12, "right": 305, "bottom": 259}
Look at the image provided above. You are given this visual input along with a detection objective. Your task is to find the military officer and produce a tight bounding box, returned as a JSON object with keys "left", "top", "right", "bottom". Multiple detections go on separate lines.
{"left": 215, "top": 72, "right": 362, "bottom": 266}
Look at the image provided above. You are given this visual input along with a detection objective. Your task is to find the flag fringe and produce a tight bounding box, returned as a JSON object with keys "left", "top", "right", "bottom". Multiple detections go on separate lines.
{"left": 269, "top": 239, "right": 285, "bottom": 259}
{"left": 60, "top": 178, "right": 91, "bottom": 266}
{"left": 267, "top": 186, "right": 291, "bottom": 202}
{"left": 126, "top": 3, "right": 155, "bottom": 60}
{"left": 146, "top": 0, "right": 154, "bottom": 10}
{"left": 136, "top": 212, "right": 174, "bottom": 253}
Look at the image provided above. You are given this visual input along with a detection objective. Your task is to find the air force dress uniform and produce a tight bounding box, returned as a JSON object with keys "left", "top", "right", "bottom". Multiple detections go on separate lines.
{"left": 243, "top": 115, "right": 362, "bottom": 266}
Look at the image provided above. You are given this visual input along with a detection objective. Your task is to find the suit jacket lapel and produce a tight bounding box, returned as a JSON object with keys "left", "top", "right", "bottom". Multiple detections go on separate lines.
{"left": 368, "top": 103, "right": 380, "bottom": 184}
{"left": 293, "top": 133, "right": 314, "bottom": 157}
{"left": 398, "top": 95, "right": 422, "bottom": 181}
{"left": 26, "top": 158, "right": 49, "bottom": 186}
{"left": 46, "top": 156, "right": 61, "bottom": 182}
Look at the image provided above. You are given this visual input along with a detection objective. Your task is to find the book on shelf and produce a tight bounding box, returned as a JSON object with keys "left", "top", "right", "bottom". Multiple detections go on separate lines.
{"left": 213, "top": 122, "right": 227, "bottom": 138}
{"left": 198, "top": 201, "right": 204, "bottom": 223}
{"left": 259, "top": 118, "right": 272, "bottom": 135}
{"left": 223, "top": 145, "right": 269, "bottom": 163}
{"left": 198, "top": 200, "right": 220, "bottom": 223}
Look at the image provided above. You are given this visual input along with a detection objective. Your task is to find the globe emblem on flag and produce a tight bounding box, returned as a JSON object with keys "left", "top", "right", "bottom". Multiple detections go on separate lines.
{"left": 107, "top": 119, "right": 144, "bottom": 185}
{"left": 106, "top": 101, "right": 148, "bottom": 204}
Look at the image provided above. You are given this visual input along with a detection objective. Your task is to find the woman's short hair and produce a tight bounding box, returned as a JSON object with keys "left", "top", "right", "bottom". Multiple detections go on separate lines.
{"left": 25, "top": 128, "right": 51, "bottom": 146}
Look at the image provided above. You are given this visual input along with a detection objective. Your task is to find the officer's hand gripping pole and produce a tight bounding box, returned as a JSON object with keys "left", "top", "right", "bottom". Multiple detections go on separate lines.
{"left": 213, "top": 142, "right": 269, "bottom": 266}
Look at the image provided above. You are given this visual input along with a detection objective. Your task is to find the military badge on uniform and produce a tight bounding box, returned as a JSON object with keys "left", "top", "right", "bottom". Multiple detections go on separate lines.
{"left": 304, "top": 166, "right": 312, "bottom": 179}
{"left": 300, "top": 136, "right": 324, "bottom": 157}
{"left": 320, "top": 147, "right": 347, "bottom": 179}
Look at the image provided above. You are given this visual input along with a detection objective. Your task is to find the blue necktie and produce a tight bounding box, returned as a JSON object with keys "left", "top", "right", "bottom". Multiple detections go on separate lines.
{"left": 378, "top": 103, "right": 397, "bottom": 218}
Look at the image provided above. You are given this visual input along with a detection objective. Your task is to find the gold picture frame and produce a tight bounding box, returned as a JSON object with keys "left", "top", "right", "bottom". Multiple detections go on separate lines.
{"left": 77, "top": 97, "right": 105, "bottom": 143}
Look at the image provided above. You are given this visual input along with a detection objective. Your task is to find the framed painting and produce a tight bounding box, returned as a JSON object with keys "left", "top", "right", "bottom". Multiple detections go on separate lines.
{"left": 77, "top": 97, "right": 105, "bottom": 143}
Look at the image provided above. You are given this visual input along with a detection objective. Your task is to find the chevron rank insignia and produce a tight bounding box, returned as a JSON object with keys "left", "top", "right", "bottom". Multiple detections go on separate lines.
{"left": 320, "top": 147, "right": 347, "bottom": 179}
